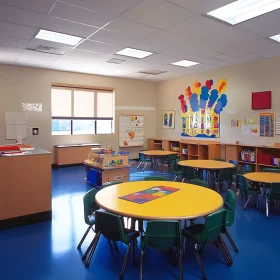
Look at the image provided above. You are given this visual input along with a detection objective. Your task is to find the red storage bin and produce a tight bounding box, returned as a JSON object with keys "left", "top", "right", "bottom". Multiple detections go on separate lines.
{"left": 264, "top": 154, "right": 272, "bottom": 165}
{"left": 257, "top": 154, "right": 264, "bottom": 164}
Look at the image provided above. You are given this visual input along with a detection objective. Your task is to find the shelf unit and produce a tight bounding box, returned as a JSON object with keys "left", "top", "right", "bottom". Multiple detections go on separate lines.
{"left": 225, "top": 144, "right": 280, "bottom": 172}
{"left": 148, "top": 138, "right": 221, "bottom": 160}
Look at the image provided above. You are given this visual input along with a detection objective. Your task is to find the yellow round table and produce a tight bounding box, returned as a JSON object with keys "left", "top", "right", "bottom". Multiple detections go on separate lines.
{"left": 243, "top": 172, "right": 280, "bottom": 183}
{"left": 95, "top": 181, "right": 223, "bottom": 220}
{"left": 141, "top": 150, "right": 178, "bottom": 156}
{"left": 178, "top": 160, "right": 234, "bottom": 169}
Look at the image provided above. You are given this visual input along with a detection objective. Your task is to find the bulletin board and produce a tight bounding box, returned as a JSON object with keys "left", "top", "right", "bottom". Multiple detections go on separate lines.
{"left": 260, "top": 113, "right": 274, "bottom": 137}
{"left": 179, "top": 79, "right": 228, "bottom": 138}
{"left": 119, "top": 114, "right": 144, "bottom": 147}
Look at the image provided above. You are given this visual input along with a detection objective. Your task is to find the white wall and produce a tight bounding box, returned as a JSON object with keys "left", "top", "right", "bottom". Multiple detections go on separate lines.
{"left": 156, "top": 57, "right": 280, "bottom": 146}
{"left": 0, "top": 64, "right": 157, "bottom": 161}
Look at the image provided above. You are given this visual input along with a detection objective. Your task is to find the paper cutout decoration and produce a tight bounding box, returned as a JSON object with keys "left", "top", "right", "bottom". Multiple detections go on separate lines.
{"left": 162, "top": 111, "right": 175, "bottom": 129}
{"left": 180, "top": 78, "right": 228, "bottom": 138}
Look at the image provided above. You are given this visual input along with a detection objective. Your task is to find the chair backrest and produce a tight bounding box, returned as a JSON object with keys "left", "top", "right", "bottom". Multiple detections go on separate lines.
{"left": 139, "top": 152, "right": 145, "bottom": 161}
{"left": 269, "top": 183, "right": 280, "bottom": 200}
{"left": 144, "top": 176, "right": 166, "bottom": 181}
{"left": 218, "top": 168, "right": 232, "bottom": 181}
{"left": 142, "top": 221, "right": 181, "bottom": 249}
{"left": 95, "top": 210, "right": 125, "bottom": 242}
{"left": 190, "top": 179, "right": 209, "bottom": 188}
{"left": 229, "top": 160, "right": 238, "bottom": 175}
{"left": 181, "top": 166, "right": 196, "bottom": 180}
{"left": 102, "top": 181, "right": 123, "bottom": 188}
{"left": 171, "top": 159, "right": 182, "bottom": 172}
{"left": 83, "top": 188, "right": 99, "bottom": 224}
{"left": 237, "top": 174, "right": 247, "bottom": 192}
{"left": 167, "top": 154, "right": 178, "bottom": 165}
{"left": 224, "top": 189, "right": 236, "bottom": 227}
{"left": 203, "top": 209, "right": 226, "bottom": 241}
{"left": 263, "top": 168, "right": 280, "bottom": 173}
{"left": 214, "top": 158, "right": 226, "bottom": 162}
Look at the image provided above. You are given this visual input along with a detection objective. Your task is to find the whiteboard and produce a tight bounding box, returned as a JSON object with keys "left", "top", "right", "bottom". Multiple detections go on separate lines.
{"left": 119, "top": 114, "right": 144, "bottom": 147}
{"left": 5, "top": 111, "right": 27, "bottom": 139}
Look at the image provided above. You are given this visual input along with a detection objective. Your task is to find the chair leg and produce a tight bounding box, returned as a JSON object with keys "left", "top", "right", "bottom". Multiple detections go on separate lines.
{"left": 77, "top": 225, "right": 92, "bottom": 249}
{"left": 143, "top": 162, "right": 148, "bottom": 172}
{"left": 266, "top": 198, "right": 270, "bottom": 219}
{"left": 243, "top": 195, "right": 252, "bottom": 210}
{"left": 85, "top": 232, "right": 101, "bottom": 267}
{"left": 216, "top": 236, "right": 231, "bottom": 266}
{"left": 140, "top": 249, "right": 145, "bottom": 280}
{"left": 194, "top": 244, "right": 207, "bottom": 280}
{"left": 178, "top": 248, "right": 184, "bottom": 280}
{"left": 256, "top": 193, "right": 259, "bottom": 210}
{"left": 113, "top": 241, "right": 119, "bottom": 252}
{"left": 224, "top": 228, "right": 239, "bottom": 252}
{"left": 174, "top": 175, "right": 178, "bottom": 182}
{"left": 182, "top": 178, "right": 186, "bottom": 183}
{"left": 81, "top": 233, "right": 98, "bottom": 260}
{"left": 132, "top": 239, "right": 137, "bottom": 265}
{"left": 120, "top": 243, "right": 131, "bottom": 279}
{"left": 137, "top": 161, "right": 142, "bottom": 169}
{"left": 219, "top": 234, "right": 233, "bottom": 265}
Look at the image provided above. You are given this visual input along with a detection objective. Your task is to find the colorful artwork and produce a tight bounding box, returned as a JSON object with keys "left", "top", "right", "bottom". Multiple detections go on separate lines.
{"left": 231, "top": 119, "right": 241, "bottom": 128}
{"left": 119, "top": 186, "right": 180, "bottom": 204}
{"left": 260, "top": 113, "right": 274, "bottom": 137}
{"left": 179, "top": 79, "right": 228, "bottom": 138}
{"left": 162, "top": 110, "right": 175, "bottom": 129}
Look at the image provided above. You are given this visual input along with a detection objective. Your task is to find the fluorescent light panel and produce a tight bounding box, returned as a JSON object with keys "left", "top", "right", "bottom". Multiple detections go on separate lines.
{"left": 207, "top": 0, "right": 280, "bottom": 25}
{"left": 270, "top": 34, "right": 280, "bottom": 42}
{"left": 35, "top": 29, "right": 83, "bottom": 46}
{"left": 116, "top": 48, "right": 153, "bottom": 58}
{"left": 171, "top": 60, "right": 199, "bottom": 67}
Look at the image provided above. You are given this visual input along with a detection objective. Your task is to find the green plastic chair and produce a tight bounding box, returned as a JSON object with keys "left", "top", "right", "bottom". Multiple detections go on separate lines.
{"left": 222, "top": 190, "right": 239, "bottom": 252}
{"left": 102, "top": 181, "right": 123, "bottom": 188}
{"left": 171, "top": 159, "right": 182, "bottom": 181}
{"left": 85, "top": 211, "right": 140, "bottom": 278}
{"left": 214, "top": 158, "right": 226, "bottom": 161}
{"left": 77, "top": 188, "right": 99, "bottom": 250}
{"left": 182, "top": 209, "right": 232, "bottom": 280}
{"left": 263, "top": 168, "right": 280, "bottom": 173}
{"left": 265, "top": 183, "right": 280, "bottom": 219}
{"left": 141, "top": 221, "right": 183, "bottom": 280}
{"left": 229, "top": 160, "right": 238, "bottom": 184}
{"left": 190, "top": 179, "right": 209, "bottom": 189}
{"left": 214, "top": 168, "right": 233, "bottom": 192}
{"left": 237, "top": 174, "right": 261, "bottom": 210}
{"left": 137, "top": 151, "right": 152, "bottom": 171}
{"left": 144, "top": 176, "right": 166, "bottom": 181}
{"left": 163, "top": 153, "right": 178, "bottom": 167}
{"left": 181, "top": 166, "right": 203, "bottom": 183}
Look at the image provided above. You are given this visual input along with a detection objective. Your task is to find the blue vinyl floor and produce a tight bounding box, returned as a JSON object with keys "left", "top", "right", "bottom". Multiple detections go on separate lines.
{"left": 1, "top": 165, "right": 280, "bottom": 280}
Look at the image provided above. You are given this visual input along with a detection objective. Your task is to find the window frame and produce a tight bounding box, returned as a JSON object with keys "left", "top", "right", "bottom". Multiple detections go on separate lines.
{"left": 51, "top": 86, "right": 114, "bottom": 135}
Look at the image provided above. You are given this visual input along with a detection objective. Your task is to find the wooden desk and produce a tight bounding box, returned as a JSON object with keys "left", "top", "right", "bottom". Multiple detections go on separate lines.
{"left": 55, "top": 143, "right": 101, "bottom": 166}
{"left": 243, "top": 172, "right": 280, "bottom": 183}
{"left": 95, "top": 181, "right": 223, "bottom": 220}
{"left": 0, "top": 148, "right": 52, "bottom": 230}
{"left": 178, "top": 160, "right": 234, "bottom": 170}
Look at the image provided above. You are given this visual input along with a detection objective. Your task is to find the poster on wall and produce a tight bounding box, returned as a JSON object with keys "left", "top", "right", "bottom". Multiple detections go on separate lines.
{"left": 275, "top": 113, "right": 280, "bottom": 135}
{"left": 162, "top": 110, "right": 175, "bottom": 129}
{"left": 242, "top": 118, "right": 258, "bottom": 136}
{"left": 231, "top": 119, "right": 241, "bottom": 127}
{"left": 260, "top": 113, "right": 274, "bottom": 137}
{"left": 119, "top": 114, "right": 144, "bottom": 147}
{"left": 179, "top": 79, "right": 228, "bottom": 138}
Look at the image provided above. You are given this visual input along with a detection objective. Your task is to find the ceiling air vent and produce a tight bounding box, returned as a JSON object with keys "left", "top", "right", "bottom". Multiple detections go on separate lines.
{"left": 33, "top": 45, "right": 62, "bottom": 54}
{"left": 138, "top": 69, "right": 167, "bottom": 75}
{"left": 107, "top": 58, "right": 126, "bottom": 64}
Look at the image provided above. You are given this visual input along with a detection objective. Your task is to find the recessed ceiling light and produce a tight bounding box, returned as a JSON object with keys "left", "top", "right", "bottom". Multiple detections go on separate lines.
{"left": 207, "top": 0, "right": 280, "bottom": 25}
{"left": 270, "top": 34, "right": 280, "bottom": 43}
{"left": 171, "top": 60, "right": 199, "bottom": 68}
{"left": 116, "top": 48, "right": 153, "bottom": 59}
{"left": 35, "top": 29, "right": 83, "bottom": 46}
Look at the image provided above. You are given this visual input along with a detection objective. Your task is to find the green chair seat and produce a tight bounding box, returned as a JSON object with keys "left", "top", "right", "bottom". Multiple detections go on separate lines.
{"left": 144, "top": 176, "right": 166, "bottom": 181}
{"left": 171, "top": 159, "right": 183, "bottom": 181}
{"left": 181, "top": 166, "right": 203, "bottom": 182}
{"left": 182, "top": 224, "right": 205, "bottom": 243}
{"left": 190, "top": 179, "right": 209, "bottom": 188}
{"left": 214, "top": 168, "right": 233, "bottom": 192}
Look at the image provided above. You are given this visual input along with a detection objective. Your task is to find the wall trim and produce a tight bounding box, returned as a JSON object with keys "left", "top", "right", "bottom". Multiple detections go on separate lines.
{"left": 115, "top": 106, "right": 155, "bottom": 111}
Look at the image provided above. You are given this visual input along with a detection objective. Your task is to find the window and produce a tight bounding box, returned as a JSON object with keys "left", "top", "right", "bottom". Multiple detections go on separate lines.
{"left": 51, "top": 86, "right": 114, "bottom": 135}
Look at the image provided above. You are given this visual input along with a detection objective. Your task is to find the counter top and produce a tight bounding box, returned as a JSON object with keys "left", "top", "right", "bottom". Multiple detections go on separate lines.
{"left": 55, "top": 143, "right": 101, "bottom": 148}
{"left": 0, "top": 148, "right": 51, "bottom": 157}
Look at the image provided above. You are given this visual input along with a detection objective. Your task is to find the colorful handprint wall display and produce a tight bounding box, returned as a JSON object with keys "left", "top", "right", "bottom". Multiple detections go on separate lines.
{"left": 179, "top": 78, "right": 228, "bottom": 138}
{"left": 162, "top": 110, "right": 175, "bottom": 129}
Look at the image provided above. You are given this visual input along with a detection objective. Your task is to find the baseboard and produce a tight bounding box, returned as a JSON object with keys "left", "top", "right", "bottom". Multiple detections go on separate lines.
{"left": 52, "top": 163, "right": 84, "bottom": 168}
{"left": 0, "top": 211, "right": 52, "bottom": 230}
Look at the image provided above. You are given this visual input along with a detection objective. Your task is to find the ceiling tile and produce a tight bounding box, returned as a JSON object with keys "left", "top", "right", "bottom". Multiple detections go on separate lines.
{"left": 89, "top": 18, "right": 158, "bottom": 46}
{"left": 16, "top": 57, "right": 56, "bottom": 68}
{"left": 19, "top": 49, "right": 61, "bottom": 61}
{"left": 121, "top": 0, "right": 193, "bottom": 29}
{"left": 131, "top": 31, "right": 181, "bottom": 53}
{"left": 167, "top": 0, "right": 235, "bottom": 14}
{"left": 43, "top": 16, "right": 98, "bottom": 38}
{"left": 167, "top": 15, "right": 228, "bottom": 39}
{"left": 0, "top": 45, "right": 23, "bottom": 55}
{"left": 238, "top": 9, "right": 280, "bottom": 38}
{"left": 142, "top": 53, "right": 179, "bottom": 65}
{"left": 0, "top": 21, "right": 37, "bottom": 40}
{"left": 65, "top": 49, "right": 108, "bottom": 60}
{"left": 259, "top": 48, "right": 280, "bottom": 58}
{"left": 2, "top": 0, "right": 56, "bottom": 14}
{"left": 0, "top": 53, "right": 20, "bottom": 63}
{"left": 60, "top": 0, "right": 139, "bottom": 16}
{"left": 0, "top": 4, "right": 45, "bottom": 28}
{"left": 0, "top": 35, "right": 28, "bottom": 49}
{"left": 49, "top": 1, "right": 113, "bottom": 28}
{"left": 77, "top": 40, "right": 123, "bottom": 54}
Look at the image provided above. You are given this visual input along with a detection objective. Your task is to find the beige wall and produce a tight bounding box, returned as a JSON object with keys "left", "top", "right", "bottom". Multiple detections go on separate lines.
{"left": 156, "top": 57, "right": 280, "bottom": 146}
{"left": 0, "top": 64, "right": 157, "bottom": 162}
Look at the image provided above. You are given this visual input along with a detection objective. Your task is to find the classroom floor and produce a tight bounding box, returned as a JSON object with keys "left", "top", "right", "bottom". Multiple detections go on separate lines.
{"left": 1, "top": 165, "right": 280, "bottom": 280}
